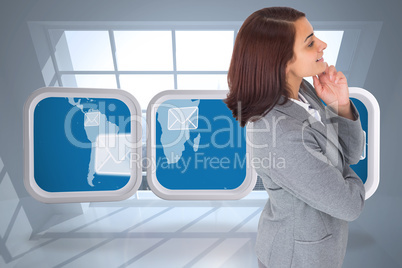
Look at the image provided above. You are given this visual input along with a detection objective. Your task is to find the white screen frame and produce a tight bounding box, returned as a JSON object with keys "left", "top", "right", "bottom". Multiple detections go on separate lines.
{"left": 146, "top": 90, "right": 257, "bottom": 200}
{"left": 23, "top": 87, "right": 143, "bottom": 203}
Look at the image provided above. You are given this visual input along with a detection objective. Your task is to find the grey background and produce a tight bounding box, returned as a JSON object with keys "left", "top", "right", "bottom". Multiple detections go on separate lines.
{"left": 0, "top": 0, "right": 401, "bottom": 267}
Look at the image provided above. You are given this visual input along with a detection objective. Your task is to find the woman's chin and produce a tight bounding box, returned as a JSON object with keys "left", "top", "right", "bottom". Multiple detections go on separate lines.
{"left": 313, "top": 65, "right": 327, "bottom": 76}
{"left": 318, "top": 61, "right": 327, "bottom": 73}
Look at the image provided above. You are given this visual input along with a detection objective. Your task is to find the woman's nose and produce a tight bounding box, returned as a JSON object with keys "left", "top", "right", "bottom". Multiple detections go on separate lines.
{"left": 319, "top": 39, "right": 327, "bottom": 52}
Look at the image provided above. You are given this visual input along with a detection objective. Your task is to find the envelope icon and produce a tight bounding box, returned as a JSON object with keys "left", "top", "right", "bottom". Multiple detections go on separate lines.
{"left": 167, "top": 106, "right": 198, "bottom": 130}
{"left": 94, "top": 133, "right": 132, "bottom": 176}
{"left": 84, "top": 111, "right": 100, "bottom": 127}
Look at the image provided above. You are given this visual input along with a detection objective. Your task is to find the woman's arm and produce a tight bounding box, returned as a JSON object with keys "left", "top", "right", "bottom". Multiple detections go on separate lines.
{"left": 324, "top": 100, "right": 365, "bottom": 165}
{"left": 251, "top": 120, "right": 365, "bottom": 221}
{"left": 311, "top": 65, "right": 365, "bottom": 165}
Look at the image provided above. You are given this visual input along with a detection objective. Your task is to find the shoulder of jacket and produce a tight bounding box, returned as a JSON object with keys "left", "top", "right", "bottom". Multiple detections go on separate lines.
{"left": 250, "top": 110, "right": 308, "bottom": 135}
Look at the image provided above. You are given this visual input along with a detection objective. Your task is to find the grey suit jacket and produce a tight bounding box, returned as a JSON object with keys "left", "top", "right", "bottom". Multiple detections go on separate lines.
{"left": 250, "top": 80, "right": 366, "bottom": 268}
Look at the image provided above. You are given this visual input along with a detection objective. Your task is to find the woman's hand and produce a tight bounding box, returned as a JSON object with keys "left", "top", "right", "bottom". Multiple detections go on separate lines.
{"left": 312, "top": 63, "right": 350, "bottom": 107}
{"left": 312, "top": 63, "right": 355, "bottom": 120}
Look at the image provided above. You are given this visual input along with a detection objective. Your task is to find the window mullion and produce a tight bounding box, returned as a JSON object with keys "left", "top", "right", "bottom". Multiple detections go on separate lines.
{"left": 45, "top": 27, "right": 63, "bottom": 87}
{"left": 172, "top": 30, "right": 178, "bottom": 90}
{"left": 109, "top": 30, "right": 121, "bottom": 89}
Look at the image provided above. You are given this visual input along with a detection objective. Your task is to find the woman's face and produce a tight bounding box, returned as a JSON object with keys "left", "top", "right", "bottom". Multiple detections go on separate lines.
{"left": 286, "top": 17, "right": 327, "bottom": 80}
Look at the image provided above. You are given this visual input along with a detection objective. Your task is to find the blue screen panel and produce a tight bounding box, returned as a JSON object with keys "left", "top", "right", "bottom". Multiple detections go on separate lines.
{"left": 33, "top": 97, "right": 131, "bottom": 192}
{"left": 147, "top": 90, "right": 257, "bottom": 200}
{"left": 24, "top": 87, "right": 142, "bottom": 203}
{"left": 155, "top": 99, "right": 247, "bottom": 190}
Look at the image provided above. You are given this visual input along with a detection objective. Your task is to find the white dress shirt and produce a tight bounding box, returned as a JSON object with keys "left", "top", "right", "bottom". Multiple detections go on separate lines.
{"left": 288, "top": 91, "right": 324, "bottom": 126}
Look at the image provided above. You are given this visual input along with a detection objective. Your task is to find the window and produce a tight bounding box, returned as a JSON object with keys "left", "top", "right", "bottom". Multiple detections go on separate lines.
{"left": 30, "top": 22, "right": 348, "bottom": 191}
{"left": 46, "top": 27, "right": 241, "bottom": 111}
{"left": 43, "top": 24, "right": 343, "bottom": 110}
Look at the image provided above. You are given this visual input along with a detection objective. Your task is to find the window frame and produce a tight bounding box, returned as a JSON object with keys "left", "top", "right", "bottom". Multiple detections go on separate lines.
{"left": 28, "top": 20, "right": 381, "bottom": 192}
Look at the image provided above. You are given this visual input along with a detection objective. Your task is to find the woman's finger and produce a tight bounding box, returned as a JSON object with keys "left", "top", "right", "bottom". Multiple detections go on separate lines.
{"left": 328, "top": 65, "right": 337, "bottom": 81}
{"left": 335, "top": 71, "right": 346, "bottom": 84}
{"left": 318, "top": 63, "right": 330, "bottom": 81}
{"left": 312, "top": 75, "right": 322, "bottom": 93}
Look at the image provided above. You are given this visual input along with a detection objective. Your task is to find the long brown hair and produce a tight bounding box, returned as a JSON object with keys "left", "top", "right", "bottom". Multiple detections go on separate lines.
{"left": 224, "top": 7, "right": 305, "bottom": 127}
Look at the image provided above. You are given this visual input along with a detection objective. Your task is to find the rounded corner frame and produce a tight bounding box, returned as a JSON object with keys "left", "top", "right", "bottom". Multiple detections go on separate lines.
{"left": 23, "top": 87, "right": 143, "bottom": 203}
{"left": 349, "top": 87, "right": 380, "bottom": 200}
{"left": 146, "top": 89, "right": 257, "bottom": 200}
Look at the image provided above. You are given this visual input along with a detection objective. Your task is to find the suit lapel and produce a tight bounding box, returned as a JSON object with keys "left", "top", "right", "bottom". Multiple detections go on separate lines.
{"left": 299, "top": 86, "right": 326, "bottom": 123}
{"left": 273, "top": 92, "right": 345, "bottom": 166}
{"left": 300, "top": 87, "right": 343, "bottom": 153}
{"left": 273, "top": 95, "right": 328, "bottom": 138}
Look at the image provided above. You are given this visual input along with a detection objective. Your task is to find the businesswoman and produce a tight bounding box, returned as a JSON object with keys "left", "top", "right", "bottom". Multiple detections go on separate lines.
{"left": 224, "top": 7, "right": 366, "bottom": 268}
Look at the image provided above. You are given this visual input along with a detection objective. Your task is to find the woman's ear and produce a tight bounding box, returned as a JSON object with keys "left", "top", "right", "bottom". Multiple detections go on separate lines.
{"left": 285, "top": 64, "right": 290, "bottom": 75}
{"left": 285, "top": 59, "right": 293, "bottom": 75}
{"left": 286, "top": 56, "right": 295, "bottom": 75}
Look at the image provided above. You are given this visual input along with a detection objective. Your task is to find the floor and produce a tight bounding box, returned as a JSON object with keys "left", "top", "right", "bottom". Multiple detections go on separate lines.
{"left": 1, "top": 191, "right": 267, "bottom": 268}
{"left": 2, "top": 187, "right": 401, "bottom": 268}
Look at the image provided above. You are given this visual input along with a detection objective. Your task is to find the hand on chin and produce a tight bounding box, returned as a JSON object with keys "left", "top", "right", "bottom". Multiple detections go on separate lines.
{"left": 312, "top": 63, "right": 350, "bottom": 108}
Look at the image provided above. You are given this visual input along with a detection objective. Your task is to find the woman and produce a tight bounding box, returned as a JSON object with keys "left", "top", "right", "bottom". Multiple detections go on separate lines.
{"left": 224, "top": 7, "right": 366, "bottom": 268}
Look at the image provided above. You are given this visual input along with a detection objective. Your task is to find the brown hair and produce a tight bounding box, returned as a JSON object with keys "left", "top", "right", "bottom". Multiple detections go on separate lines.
{"left": 224, "top": 7, "right": 306, "bottom": 127}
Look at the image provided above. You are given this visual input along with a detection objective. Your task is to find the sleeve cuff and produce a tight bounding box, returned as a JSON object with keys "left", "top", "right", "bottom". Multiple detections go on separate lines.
{"left": 325, "top": 100, "right": 361, "bottom": 124}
